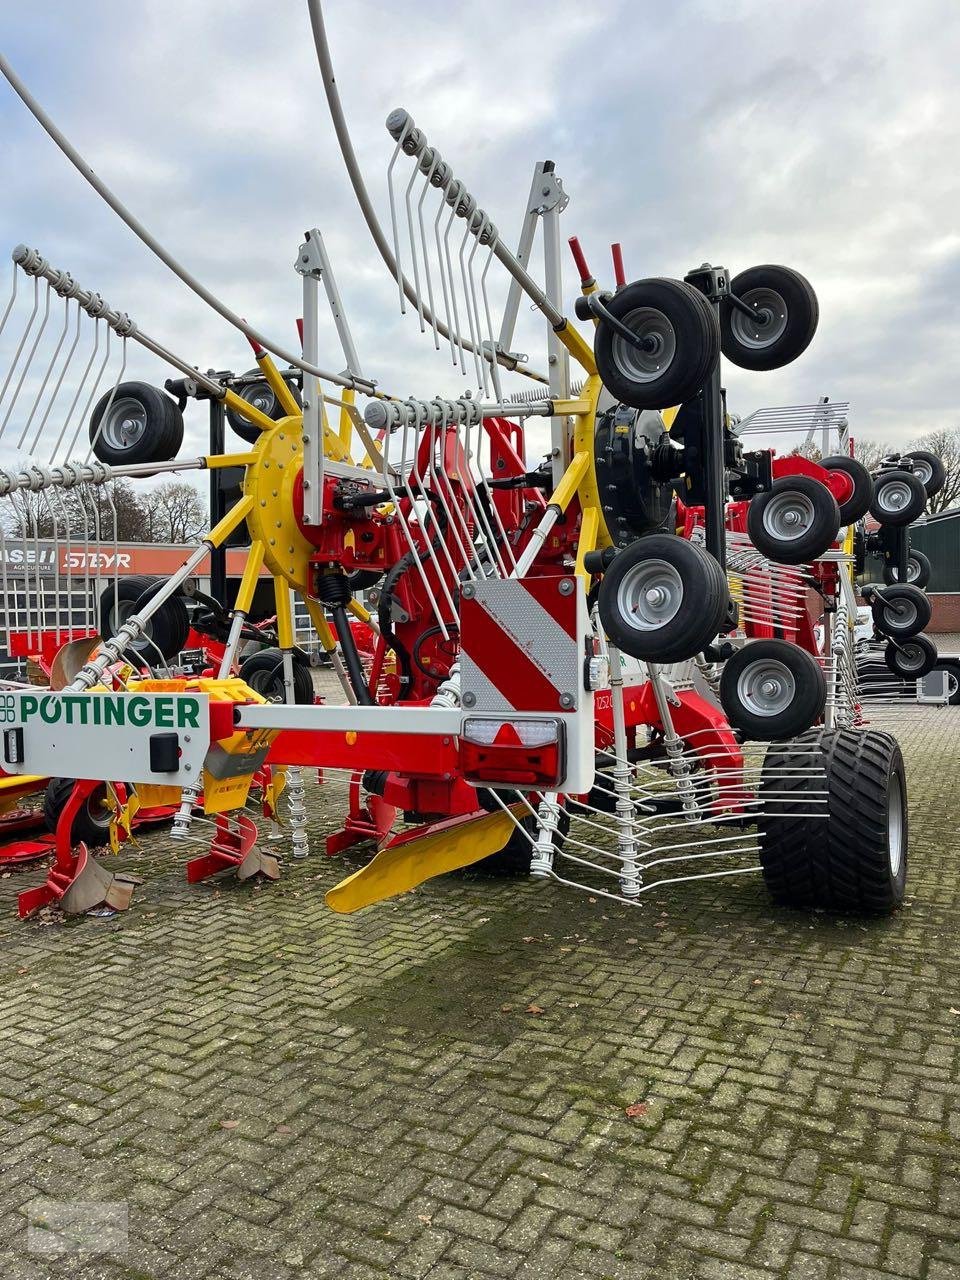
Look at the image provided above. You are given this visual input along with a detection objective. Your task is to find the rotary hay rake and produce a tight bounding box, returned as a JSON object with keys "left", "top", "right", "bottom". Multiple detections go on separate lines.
{"left": 0, "top": 1, "right": 916, "bottom": 922}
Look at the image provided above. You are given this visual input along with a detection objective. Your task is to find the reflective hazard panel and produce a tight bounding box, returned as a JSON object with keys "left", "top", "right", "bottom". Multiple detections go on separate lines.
{"left": 459, "top": 575, "right": 595, "bottom": 793}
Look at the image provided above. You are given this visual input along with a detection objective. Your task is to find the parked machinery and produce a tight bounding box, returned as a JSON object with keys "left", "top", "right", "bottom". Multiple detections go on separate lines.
{"left": 0, "top": 2, "right": 916, "bottom": 921}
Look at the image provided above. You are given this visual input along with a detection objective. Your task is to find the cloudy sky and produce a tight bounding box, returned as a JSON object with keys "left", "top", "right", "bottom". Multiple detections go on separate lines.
{"left": 2, "top": 0, "right": 959, "bottom": 464}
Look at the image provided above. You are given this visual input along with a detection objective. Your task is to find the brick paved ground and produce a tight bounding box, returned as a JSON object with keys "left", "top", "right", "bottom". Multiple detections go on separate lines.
{"left": 1, "top": 707, "right": 959, "bottom": 1280}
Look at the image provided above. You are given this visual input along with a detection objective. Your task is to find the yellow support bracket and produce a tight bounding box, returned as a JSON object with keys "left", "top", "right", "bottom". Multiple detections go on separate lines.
{"left": 304, "top": 598, "right": 338, "bottom": 653}
{"left": 554, "top": 320, "right": 597, "bottom": 376}
{"left": 274, "top": 577, "right": 295, "bottom": 651}
{"left": 255, "top": 350, "right": 302, "bottom": 419}
{"left": 205, "top": 452, "right": 257, "bottom": 469}
{"left": 550, "top": 398, "right": 591, "bottom": 416}
{"left": 547, "top": 449, "right": 591, "bottom": 514}
{"left": 207, "top": 495, "right": 254, "bottom": 548}
{"left": 222, "top": 389, "right": 278, "bottom": 435}
{"left": 235, "top": 541, "right": 266, "bottom": 614}
{"left": 338, "top": 387, "right": 355, "bottom": 451}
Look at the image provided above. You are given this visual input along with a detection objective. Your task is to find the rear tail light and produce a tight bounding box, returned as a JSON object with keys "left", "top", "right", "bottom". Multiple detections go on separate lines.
{"left": 460, "top": 717, "right": 564, "bottom": 788}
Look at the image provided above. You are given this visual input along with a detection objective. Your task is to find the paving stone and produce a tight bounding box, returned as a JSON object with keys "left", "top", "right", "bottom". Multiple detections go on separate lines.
{"left": 0, "top": 708, "right": 957, "bottom": 1279}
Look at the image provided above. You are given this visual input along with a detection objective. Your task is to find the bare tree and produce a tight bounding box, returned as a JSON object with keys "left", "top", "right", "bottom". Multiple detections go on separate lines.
{"left": 908, "top": 427, "right": 960, "bottom": 514}
{"left": 2, "top": 478, "right": 148, "bottom": 541}
{"left": 789, "top": 440, "right": 822, "bottom": 462}
{"left": 851, "top": 437, "right": 890, "bottom": 472}
{"left": 140, "top": 481, "right": 207, "bottom": 543}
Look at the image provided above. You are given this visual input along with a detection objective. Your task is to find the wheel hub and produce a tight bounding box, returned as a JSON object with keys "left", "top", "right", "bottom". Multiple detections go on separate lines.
{"left": 879, "top": 480, "right": 911, "bottom": 512}
{"left": 737, "top": 658, "right": 796, "bottom": 716}
{"left": 611, "top": 307, "right": 677, "bottom": 383}
{"left": 762, "top": 490, "right": 815, "bottom": 542}
{"left": 730, "top": 287, "right": 788, "bottom": 350}
{"left": 616, "top": 558, "right": 684, "bottom": 631}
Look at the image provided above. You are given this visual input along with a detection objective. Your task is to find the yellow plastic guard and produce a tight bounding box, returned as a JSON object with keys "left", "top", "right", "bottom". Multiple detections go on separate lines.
{"left": 127, "top": 676, "right": 275, "bottom": 814}
{"left": 325, "top": 805, "right": 526, "bottom": 914}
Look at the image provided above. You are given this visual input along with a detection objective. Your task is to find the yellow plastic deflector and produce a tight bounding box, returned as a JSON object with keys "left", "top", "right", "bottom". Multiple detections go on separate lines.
{"left": 325, "top": 805, "right": 526, "bottom": 914}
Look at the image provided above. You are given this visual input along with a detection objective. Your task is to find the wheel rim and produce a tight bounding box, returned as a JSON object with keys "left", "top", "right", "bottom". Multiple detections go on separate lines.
{"left": 909, "top": 458, "right": 933, "bottom": 485}
{"left": 99, "top": 397, "right": 148, "bottom": 452}
{"left": 946, "top": 672, "right": 959, "bottom": 699}
{"left": 736, "top": 658, "right": 796, "bottom": 717}
{"left": 247, "top": 667, "right": 285, "bottom": 702}
{"left": 87, "top": 788, "right": 111, "bottom": 830}
{"left": 616, "top": 558, "right": 684, "bottom": 631}
{"left": 107, "top": 598, "right": 153, "bottom": 642}
{"left": 883, "top": 598, "right": 918, "bottom": 631}
{"left": 761, "top": 490, "right": 816, "bottom": 543}
{"left": 242, "top": 383, "right": 277, "bottom": 417}
{"left": 887, "top": 773, "right": 904, "bottom": 878}
{"left": 896, "top": 643, "right": 925, "bottom": 673}
{"left": 611, "top": 308, "right": 677, "bottom": 384}
{"left": 876, "top": 477, "right": 914, "bottom": 515}
{"left": 730, "top": 287, "right": 788, "bottom": 350}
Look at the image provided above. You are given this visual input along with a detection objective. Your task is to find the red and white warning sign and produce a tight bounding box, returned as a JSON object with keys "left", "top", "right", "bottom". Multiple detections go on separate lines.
{"left": 459, "top": 575, "right": 594, "bottom": 793}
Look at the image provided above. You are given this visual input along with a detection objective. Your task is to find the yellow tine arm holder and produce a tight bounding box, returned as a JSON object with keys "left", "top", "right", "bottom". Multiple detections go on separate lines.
{"left": 208, "top": 495, "right": 255, "bottom": 547}
{"left": 304, "top": 597, "right": 339, "bottom": 654}
{"left": 253, "top": 348, "right": 302, "bottom": 418}
{"left": 235, "top": 541, "right": 266, "bottom": 614}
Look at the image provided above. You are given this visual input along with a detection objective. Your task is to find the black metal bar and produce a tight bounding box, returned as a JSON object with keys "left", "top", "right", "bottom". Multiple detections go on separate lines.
{"left": 208, "top": 398, "right": 227, "bottom": 606}
{"left": 700, "top": 354, "right": 727, "bottom": 570}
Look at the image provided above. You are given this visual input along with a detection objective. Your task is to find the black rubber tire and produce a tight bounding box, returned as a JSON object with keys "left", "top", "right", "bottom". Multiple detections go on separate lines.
{"left": 746, "top": 476, "right": 841, "bottom": 564}
{"left": 870, "top": 584, "right": 931, "bottom": 639}
{"left": 347, "top": 569, "right": 385, "bottom": 593}
{"left": 239, "top": 647, "right": 314, "bottom": 703}
{"left": 882, "top": 549, "right": 931, "bottom": 589}
{"left": 869, "top": 469, "right": 926, "bottom": 526}
{"left": 901, "top": 450, "right": 946, "bottom": 499}
{"left": 98, "top": 575, "right": 191, "bottom": 661}
{"left": 43, "top": 777, "right": 112, "bottom": 849}
{"left": 719, "top": 640, "right": 826, "bottom": 741}
{"left": 593, "top": 278, "right": 719, "bottom": 410}
{"left": 598, "top": 534, "right": 729, "bottom": 663}
{"left": 884, "top": 635, "right": 937, "bottom": 679}
{"left": 853, "top": 528, "right": 866, "bottom": 577}
{"left": 89, "top": 381, "right": 184, "bottom": 465}
{"left": 939, "top": 662, "right": 960, "bottom": 706}
{"left": 820, "top": 456, "right": 873, "bottom": 524}
{"left": 758, "top": 728, "right": 907, "bottom": 913}
{"left": 474, "top": 810, "right": 570, "bottom": 876}
{"left": 226, "top": 371, "right": 302, "bottom": 444}
{"left": 720, "top": 265, "right": 818, "bottom": 371}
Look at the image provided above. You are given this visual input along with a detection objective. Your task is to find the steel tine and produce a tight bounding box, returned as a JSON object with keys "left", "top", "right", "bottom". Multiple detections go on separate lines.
{"left": 456, "top": 213, "right": 484, "bottom": 392}
{"left": 38, "top": 301, "right": 83, "bottom": 462}
{"left": 459, "top": 402, "right": 508, "bottom": 577}
{"left": 441, "top": 187, "right": 468, "bottom": 373}
{"left": 385, "top": 127, "right": 410, "bottom": 316}
{"left": 479, "top": 237, "right": 503, "bottom": 404}
{"left": 64, "top": 323, "right": 112, "bottom": 458}
{"left": 18, "top": 293, "right": 70, "bottom": 452}
{"left": 422, "top": 402, "right": 476, "bottom": 579}
{"left": 465, "top": 222, "right": 491, "bottom": 398}
{"left": 415, "top": 151, "right": 442, "bottom": 349}
{"left": 403, "top": 156, "right": 426, "bottom": 333}
{"left": 380, "top": 409, "right": 452, "bottom": 638}
{"left": 1, "top": 278, "right": 50, "bottom": 439}
{"left": 84, "top": 335, "right": 127, "bottom": 463}
{"left": 0, "top": 275, "right": 40, "bottom": 422}
{"left": 50, "top": 314, "right": 100, "bottom": 460}
{"left": 432, "top": 173, "right": 459, "bottom": 368}
{"left": 0, "top": 260, "right": 19, "bottom": 341}
{"left": 408, "top": 403, "right": 464, "bottom": 587}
